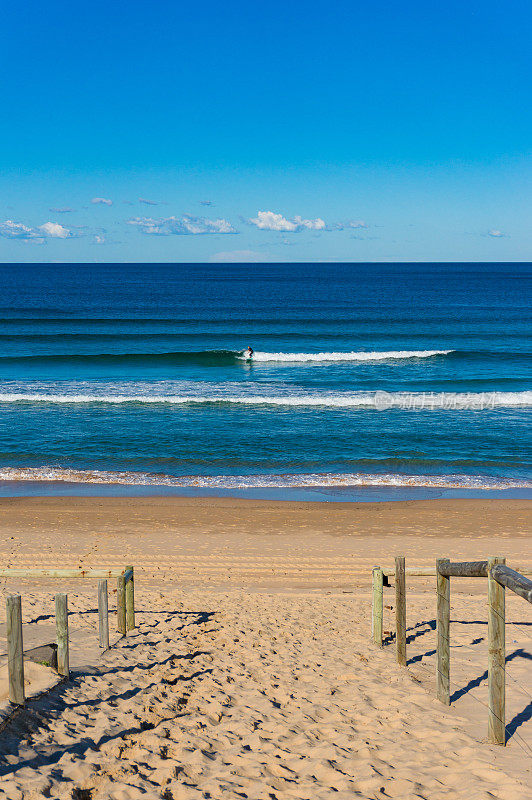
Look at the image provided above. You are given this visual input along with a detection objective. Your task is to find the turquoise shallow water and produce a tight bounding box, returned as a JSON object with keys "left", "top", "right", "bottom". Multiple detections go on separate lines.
{"left": 0, "top": 262, "right": 530, "bottom": 500}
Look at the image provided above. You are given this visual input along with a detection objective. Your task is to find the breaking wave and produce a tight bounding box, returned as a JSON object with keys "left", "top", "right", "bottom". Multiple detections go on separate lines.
{"left": 0, "top": 389, "right": 530, "bottom": 409}
{"left": 0, "top": 467, "right": 530, "bottom": 490}
{"left": 0, "top": 348, "right": 454, "bottom": 366}
{"left": 238, "top": 349, "right": 454, "bottom": 362}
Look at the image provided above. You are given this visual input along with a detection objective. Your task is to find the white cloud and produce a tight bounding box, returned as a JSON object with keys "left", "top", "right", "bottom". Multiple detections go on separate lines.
{"left": 249, "top": 210, "right": 326, "bottom": 232}
{"left": 487, "top": 229, "right": 507, "bottom": 238}
{"left": 0, "top": 220, "right": 42, "bottom": 239}
{"left": 210, "top": 249, "right": 265, "bottom": 262}
{"left": 127, "top": 218, "right": 164, "bottom": 235}
{"left": 348, "top": 220, "right": 368, "bottom": 229}
{"left": 0, "top": 219, "right": 74, "bottom": 241}
{"left": 91, "top": 197, "right": 113, "bottom": 206}
{"left": 39, "top": 221, "right": 71, "bottom": 238}
{"left": 200, "top": 200, "right": 213, "bottom": 206}
{"left": 138, "top": 198, "right": 159, "bottom": 206}
{"left": 49, "top": 207, "right": 75, "bottom": 213}
{"left": 128, "top": 215, "right": 238, "bottom": 235}
{"left": 93, "top": 234, "right": 106, "bottom": 244}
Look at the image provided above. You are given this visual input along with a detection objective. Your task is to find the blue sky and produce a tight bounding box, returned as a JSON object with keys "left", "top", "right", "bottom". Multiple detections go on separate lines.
{"left": 1, "top": 0, "right": 530, "bottom": 262}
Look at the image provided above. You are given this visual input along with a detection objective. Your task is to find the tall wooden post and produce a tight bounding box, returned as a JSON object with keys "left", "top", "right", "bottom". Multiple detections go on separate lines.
{"left": 125, "top": 565, "right": 135, "bottom": 630}
{"left": 98, "top": 579, "right": 109, "bottom": 650}
{"left": 395, "top": 556, "right": 406, "bottom": 666}
{"left": 6, "top": 595, "right": 24, "bottom": 705}
{"left": 372, "top": 566, "right": 383, "bottom": 646}
{"left": 436, "top": 558, "right": 450, "bottom": 705}
{"left": 117, "top": 573, "right": 126, "bottom": 635}
{"left": 55, "top": 593, "right": 69, "bottom": 678}
{"left": 488, "top": 556, "right": 506, "bottom": 745}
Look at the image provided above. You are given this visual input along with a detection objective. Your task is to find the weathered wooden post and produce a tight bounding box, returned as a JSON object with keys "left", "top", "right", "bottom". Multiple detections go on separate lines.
{"left": 98, "top": 579, "right": 109, "bottom": 650}
{"left": 372, "top": 566, "right": 383, "bottom": 646}
{"left": 6, "top": 595, "right": 24, "bottom": 705}
{"left": 436, "top": 558, "right": 450, "bottom": 705}
{"left": 488, "top": 556, "right": 506, "bottom": 745}
{"left": 125, "top": 565, "right": 135, "bottom": 630}
{"left": 55, "top": 593, "right": 69, "bottom": 678}
{"left": 395, "top": 556, "right": 406, "bottom": 666}
{"left": 117, "top": 573, "right": 126, "bottom": 635}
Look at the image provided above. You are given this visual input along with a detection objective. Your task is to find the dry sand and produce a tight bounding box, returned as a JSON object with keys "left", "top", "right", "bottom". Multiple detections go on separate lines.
{"left": 0, "top": 496, "right": 530, "bottom": 799}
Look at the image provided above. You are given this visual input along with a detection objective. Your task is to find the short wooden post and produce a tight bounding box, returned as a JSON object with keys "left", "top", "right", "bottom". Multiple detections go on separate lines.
{"left": 488, "top": 556, "right": 506, "bottom": 745}
{"left": 395, "top": 556, "right": 406, "bottom": 666}
{"left": 125, "top": 565, "right": 135, "bottom": 630}
{"left": 55, "top": 593, "right": 69, "bottom": 677}
{"left": 372, "top": 566, "right": 383, "bottom": 646}
{"left": 117, "top": 573, "right": 126, "bottom": 635}
{"left": 436, "top": 558, "right": 450, "bottom": 705}
{"left": 6, "top": 595, "right": 24, "bottom": 705}
{"left": 98, "top": 579, "right": 109, "bottom": 650}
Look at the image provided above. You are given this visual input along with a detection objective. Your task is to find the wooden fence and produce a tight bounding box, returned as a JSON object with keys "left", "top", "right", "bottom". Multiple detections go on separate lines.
{"left": 371, "top": 557, "right": 532, "bottom": 746}
{"left": 2, "top": 565, "right": 135, "bottom": 708}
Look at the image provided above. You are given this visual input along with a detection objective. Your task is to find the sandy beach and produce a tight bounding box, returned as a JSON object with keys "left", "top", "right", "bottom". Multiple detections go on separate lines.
{"left": 3, "top": 0, "right": 532, "bottom": 794}
{"left": 0, "top": 496, "right": 531, "bottom": 799}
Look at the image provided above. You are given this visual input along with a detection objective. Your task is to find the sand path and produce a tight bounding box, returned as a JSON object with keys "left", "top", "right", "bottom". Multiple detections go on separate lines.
{"left": 0, "top": 497, "right": 530, "bottom": 798}
{"left": 0, "top": 587, "right": 529, "bottom": 800}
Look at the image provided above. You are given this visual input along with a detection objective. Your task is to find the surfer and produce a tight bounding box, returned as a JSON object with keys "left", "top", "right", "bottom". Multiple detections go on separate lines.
{"left": 245, "top": 346, "right": 254, "bottom": 359}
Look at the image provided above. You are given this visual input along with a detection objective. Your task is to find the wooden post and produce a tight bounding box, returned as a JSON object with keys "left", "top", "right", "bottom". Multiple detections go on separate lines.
{"left": 488, "top": 556, "right": 506, "bottom": 745}
{"left": 55, "top": 593, "right": 69, "bottom": 678}
{"left": 117, "top": 573, "right": 126, "bottom": 635}
{"left": 436, "top": 558, "right": 450, "bottom": 705}
{"left": 372, "top": 566, "right": 383, "bottom": 646}
{"left": 6, "top": 595, "right": 24, "bottom": 705}
{"left": 125, "top": 565, "right": 135, "bottom": 630}
{"left": 98, "top": 579, "right": 109, "bottom": 650}
{"left": 395, "top": 556, "right": 406, "bottom": 666}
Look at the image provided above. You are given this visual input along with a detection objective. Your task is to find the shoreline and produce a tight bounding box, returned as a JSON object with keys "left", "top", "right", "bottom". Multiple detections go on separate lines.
{"left": 1, "top": 480, "right": 531, "bottom": 503}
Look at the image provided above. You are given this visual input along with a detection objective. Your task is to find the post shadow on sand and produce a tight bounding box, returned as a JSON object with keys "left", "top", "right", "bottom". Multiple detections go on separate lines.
{"left": 401, "top": 620, "right": 531, "bottom": 741}
{"left": 505, "top": 701, "right": 532, "bottom": 740}
{"left": 448, "top": 648, "right": 531, "bottom": 704}
{"left": 404, "top": 618, "right": 531, "bottom": 648}
{"left": 6, "top": 608, "right": 217, "bottom": 627}
{"left": 0, "top": 609, "right": 215, "bottom": 778}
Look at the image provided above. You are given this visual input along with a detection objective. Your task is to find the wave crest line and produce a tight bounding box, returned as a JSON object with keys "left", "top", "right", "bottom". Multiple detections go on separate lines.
{"left": 0, "top": 467, "right": 530, "bottom": 490}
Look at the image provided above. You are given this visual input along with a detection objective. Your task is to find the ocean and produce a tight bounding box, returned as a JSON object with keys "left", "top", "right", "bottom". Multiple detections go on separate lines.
{"left": 0, "top": 262, "right": 530, "bottom": 501}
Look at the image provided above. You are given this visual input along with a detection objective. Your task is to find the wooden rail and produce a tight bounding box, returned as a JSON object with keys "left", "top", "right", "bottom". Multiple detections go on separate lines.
{"left": 437, "top": 560, "right": 488, "bottom": 578}
{"left": 3, "top": 565, "right": 135, "bottom": 710}
{"left": 491, "top": 564, "right": 532, "bottom": 604}
{"left": 0, "top": 568, "right": 129, "bottom": 578}
{"left": 380, "top": 566, "right": 531, "bottom": 578}
{"left": 0, "top": 566, "right": 134, "bottom": 636}
{"left": 371, "top": 556, "right": 532, "bottom": 746}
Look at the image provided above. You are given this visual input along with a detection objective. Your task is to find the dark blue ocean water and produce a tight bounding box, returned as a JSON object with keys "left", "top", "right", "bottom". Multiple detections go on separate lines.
{"left": 0, "top": 262, "right": 530, "bottom": 500}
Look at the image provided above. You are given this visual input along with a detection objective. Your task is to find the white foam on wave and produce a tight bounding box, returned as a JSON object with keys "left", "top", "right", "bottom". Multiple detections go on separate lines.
{"left": 239, "top": 349, "right": 454, "bottom": 362}
{"left": 0, "top": 467, "right": 530, "bottom": 490}
{"left": 0, "top": 390, "right": 530, "bottom": 409}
